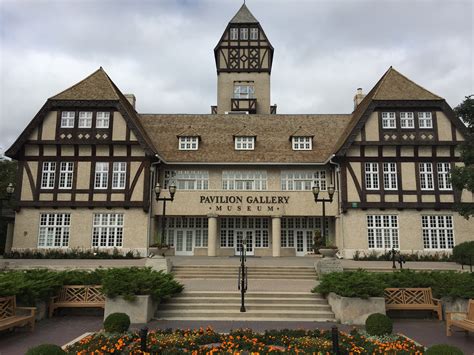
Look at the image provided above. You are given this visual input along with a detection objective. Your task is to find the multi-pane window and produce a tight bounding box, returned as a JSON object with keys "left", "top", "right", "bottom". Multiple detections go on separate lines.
{"left": 96, "top": 112, "right": 110, "bottom": 128}
{"left": 112, "top": 162, "right": 126, "bottom": 189}
{"left": 233, "top": 85, "right": 255, "bottom": 99}
{"left": 222, "top": 170, "right": 267, "bottom": 190}
{"left": 220, "top": 217, "right": 269, "bottom": 248}
{"left": 92, "top": 213, "right": 124, "bottom": 247}
{"left": 381, "top": 112, "right": 396, "bottom": 128}
{"left": 240, "top": 27, "right": 248, "bottom": 40}
{"left": 422, "top": 215, "right": 454, "bottom": 249}
{"left": 41, "top": 162, "right": 56, "bottom": 189}
{"left": 78, "top": 111, "right": 93, "bottom": 128}
{"left": 250, "top": 28, "right": 258, "bottom": 40}
{"left": 365, "top": 163, "right": 379, "bottom": 190}
{"left": 38, "top": 213, "right": 70, "bottom": 247}
{"left": 95, "top": 162, "right": 109, "bottom": 189}
{"left": 400, "top": 112, "right": 414, "bottom": 128}
{"left": 292, "top": 136, "right": 312, "bottom": 150}
{"left": 59, "top": 162, "right": 74, "bottom": 189}
{"left": 230, "top": 28, "right": 238, "bottom": 40}
{"left": 281, "top": 217, "right": 327, "bottom": 248}
{"left": 419, "top": 163, "right": 434, "bottom": 190}
{"left": 418, "top": 112, "right": 433, "bottom": 128}
{"left": 164, "top": 170, "right": 209, "bottom": 190}
{"left": 281, "top": 171, "right": 327, "bottom": 191}
{"left": 60, "top": 111, "right": 75, "bottom": 128}
{"left": 367, "top": 215, "right": 399, "bottom": 249}
{"left": 179, "top": 137, "right": 199, "bottom": 150}
{"left": 235, "top": 136, "right": 255, "bottom": 150}
{"left": 437, "top": 163, "right": 452, "bottom": 190}
{"left": 166, "top": 217, "right": 208, "bottom": 248}
{"left": 382, "top": 163, "right": 397, "bottom": 190}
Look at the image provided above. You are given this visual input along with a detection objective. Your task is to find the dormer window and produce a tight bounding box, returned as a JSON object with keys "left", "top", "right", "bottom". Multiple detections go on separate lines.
{"left": 234, "top": 84, "right": 255, "bottom": 99}
{"left": 382, "top": 112, "right": 396, "bottom": 128}
{"left": 235, "top": 136, "right": 255, "bottom": 150}
{"left": 418, "top": 112, "right": 433, "bottom": 128}
{"left": 60, "top": 111, "right": 75, "bottom": 128}
{"left": 96, "top": 112, "right": 110, "bottom": 128}
{"left": 230, "top": 28, "right": 238, "bottom": 40}
{"left": 400, "top": 112, "right": 414, "bottom": 128}
{"left": 179, "top": 136, "right": 199, "bottom": 150}
{"left": 292, "top": 136, "right": 312, "bottom": 150}
{"left": 78, "top": 111, "right": 93, "bottom": 128}
{"left": 240, "top": 28, "right": 248, "bottom": 40}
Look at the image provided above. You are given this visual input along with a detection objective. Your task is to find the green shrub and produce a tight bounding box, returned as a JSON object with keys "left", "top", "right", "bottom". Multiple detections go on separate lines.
{"left": 103, "top": 313, "right": 130, "bottom": 333}
{"left": 365, "top": 313, "right": 393, "bottom": 336}
{"left": 313, "top": 270, "right": 385, "bottom": 298}
{"left": 353, "top": 250, "right": 453, "bottom": 262}
{"left": 101, "top": 267, "right": 183, "bottom": 301}
{"left": 453, "top": 241, "right": 474, "bottom": 265}
{"left": 25, "top": 344, "right": 66, "bottom": 355}
{"left": 425, "top": 344, "right": 464, "bottom": 355}
{"left": 3, "top": 248, "right": 140, "bottom": 259}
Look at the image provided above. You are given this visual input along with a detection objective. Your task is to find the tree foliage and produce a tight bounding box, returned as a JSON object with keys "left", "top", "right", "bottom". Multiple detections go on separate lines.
{"left": 451, "top": 95, "right": 474, "bottom": 218}
{"left": 0, "top": 160, "right": 17, "bottom": 253}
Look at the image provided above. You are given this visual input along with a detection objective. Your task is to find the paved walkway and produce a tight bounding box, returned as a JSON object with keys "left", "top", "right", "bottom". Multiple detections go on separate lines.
{"left": 0, "top": 316, "right": 472, "bottom": 354}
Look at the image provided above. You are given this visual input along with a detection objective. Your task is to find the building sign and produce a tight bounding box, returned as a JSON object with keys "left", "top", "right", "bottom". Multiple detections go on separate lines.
{"left": 200, "top": 195, "right": 290, "bottom": 212}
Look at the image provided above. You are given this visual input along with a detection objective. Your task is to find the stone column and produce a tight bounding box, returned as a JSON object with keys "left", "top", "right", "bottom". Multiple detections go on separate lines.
{"left": 207, "top": 214, "right": 218, "bottom": 257}
{"left": 272, "top": 216, "right": 281, "bottom": 257}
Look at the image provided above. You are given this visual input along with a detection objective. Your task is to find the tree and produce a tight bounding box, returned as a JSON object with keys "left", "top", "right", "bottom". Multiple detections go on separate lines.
{"left": 0, "top": 160, "right": 17, "bottom": 254}
{"left": 451, "top": 95, "right": 474, "bottom": 218}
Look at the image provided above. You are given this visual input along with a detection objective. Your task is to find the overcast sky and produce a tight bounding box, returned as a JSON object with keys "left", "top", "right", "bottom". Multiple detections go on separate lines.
{"left": 0, "top": 0, "right": 473, "bottom": 153}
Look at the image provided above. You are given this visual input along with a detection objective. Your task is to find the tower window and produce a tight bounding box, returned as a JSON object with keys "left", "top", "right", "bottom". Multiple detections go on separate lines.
{"left": 250, "top": 28, "right": 258, "bottom": 40}
{"left": 240, "top": 28, "right": 248, "bottom": 40}
{"left": 230, "top": 28, "right": 238, "bottom": 40}
{"left": 234, "top": 84, "right": 255, "bottom": 99}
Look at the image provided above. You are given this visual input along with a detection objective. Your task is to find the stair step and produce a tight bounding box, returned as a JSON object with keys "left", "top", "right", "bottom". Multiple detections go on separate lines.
{"left": 154, "top": 316, "right": 336, "bottom": 322}
{"left": 167, "top": 297, "right": 326, "bottom": 305}
{"left": 160, "top": 303, "right": 332, "bottom": 311}
{"left": 156, "top": 310, "right": 335, "bottom": 320}
{"left": 173, "top": 292, "right": 322, "bottom": 298}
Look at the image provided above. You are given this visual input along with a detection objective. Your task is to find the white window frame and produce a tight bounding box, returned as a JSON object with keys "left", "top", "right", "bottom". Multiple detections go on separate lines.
{"left": 382, "top": 163, "right": 397, "bottom": 190}
{"left": 240, "top": 27, "right": 248, "bottom": 40}
{"left": 365, "top": 163, "right": 379, "bottom": 190}
{"left": 437, "top": 163, "right": 452, "bottom": 191}
{"left": 95, "top": 162, "right": 109, "bottom": 189}
{"left": 38, "top": 213, "right": 70, "bottom": 248}
{"left": 233, "top": 84, "right": 255, "bottom": 99}
{"left": 96, "top": 112, "right": 110, "bottom": 128}
{"left": 78, "top": 111, "right": 93, "bottom": 128}
{"left": 166, "top": 217, "right": 208, "bottom": 248}
{"left": 292, "top": 136, "right": 312, "bottom": 150}
{"left": 179, "top": 136, "right": 199, "bottom": 150}
{"left": 60, "top": 111, "right": 75, "bottom": 128}
{"left": 235, "top": 136, "right": 255, "bottom": 150}
{"left": 164, "top": 170, "right": 209, "bottom": 190}
{"left": 381, "top": 112, "right": 396, "bottom": 129}
{"left": 230, "top": 28, "right": 238, "bottom": 40}
{"left": 58, "top": 162, "right": 74, "bottom": 190}
{"left": 422, "top": 215, "right": 454, "bottom": 250}
{"left": 222, "top": 170, "right": 267, "bottom": 191}
{"left": 250, "top": 28, "right": 258, "bottom": 40}
{"left": 420, "top": 163, "right": 434, "bottom": 190}
{"left": 418, "top": 112, "right": 433, "bottom": 129}
{"left": 281, "top": 171, "right": 327, "bottom": 191}
{"left": 92, "top": 213, "right": 124, "bottom": 247}
{"left": 400, "top": 112, "right": 414, "bottom": 129}
{"left": 367, "top": 215, "right": 399, "bottom": 249}
{"left": 112, "top": 162, "right": 126, "bottom": 189}
{"left": 41, "top": 162, "right": 56, "bottom": 189}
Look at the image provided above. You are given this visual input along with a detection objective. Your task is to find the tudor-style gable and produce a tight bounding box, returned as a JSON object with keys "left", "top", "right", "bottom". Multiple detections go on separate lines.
{"left": 335, "top": 67, "right": 470, "bottom": 212}
{"left": 6, "top": 68, "right": 156, "bottom": 211}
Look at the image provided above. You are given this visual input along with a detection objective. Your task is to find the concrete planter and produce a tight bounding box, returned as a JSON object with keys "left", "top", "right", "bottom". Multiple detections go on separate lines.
{"left": 327, "top": 292, "right": 386, "bottom": 325}
{"left": 441, "top": 297, "right": 469, "bottom": 319}
{"left": 319, "top": 248, "right": 338, "bottom": 258}
{"left": 104, "top": 295, "right": 157, "bottom": 324}
{"left": 149, "top": 247, "right": 175, "bottom": 257}
{"left": 145, "top": 256, "right": 172, "bottom": 273}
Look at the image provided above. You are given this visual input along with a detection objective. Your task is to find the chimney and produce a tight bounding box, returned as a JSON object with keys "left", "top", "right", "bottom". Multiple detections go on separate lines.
{"left": 124, "top": 94, "right": 136, "bottom": 109}
{"left": 353, "top": 88, "right": 365, "bottom": 109}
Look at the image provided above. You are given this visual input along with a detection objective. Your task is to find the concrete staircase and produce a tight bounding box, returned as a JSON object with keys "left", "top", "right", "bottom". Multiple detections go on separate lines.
{"left": 155, "top": 291, "right": 335, "bottom": 321}
{"left": 172, "top": 265, "right": 316, "bottom": 280}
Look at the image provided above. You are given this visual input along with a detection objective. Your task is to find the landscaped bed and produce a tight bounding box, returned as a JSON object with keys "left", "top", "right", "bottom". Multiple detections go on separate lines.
{"left": 65, "top": 327, "right": 425, "bottom": 354}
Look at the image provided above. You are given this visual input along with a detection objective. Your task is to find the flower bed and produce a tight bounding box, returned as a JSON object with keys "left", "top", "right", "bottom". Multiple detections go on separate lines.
{"left": 66, "top": 327, "right": 425, "bottom": 354}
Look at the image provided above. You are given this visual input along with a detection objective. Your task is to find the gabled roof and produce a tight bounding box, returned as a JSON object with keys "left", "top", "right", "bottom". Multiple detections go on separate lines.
{"left": 230, "top": 3, "right": 259, "bottom": 24}
{"left": 233, "top": 126, "right": 257, "bottom": 138}
{"left": 290, "top": 126, "right": 314, "bottom": 138}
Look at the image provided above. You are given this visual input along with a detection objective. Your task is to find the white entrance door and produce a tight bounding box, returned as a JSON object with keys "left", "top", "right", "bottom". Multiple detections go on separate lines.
{"left": 295, "top": 230, "right": 314, "bottom": 256}
{"left": 235, "top": 230, "right": 254, "bottom": 256}
{"left": 175, "top": 230, "right": 194, "bottom": 256}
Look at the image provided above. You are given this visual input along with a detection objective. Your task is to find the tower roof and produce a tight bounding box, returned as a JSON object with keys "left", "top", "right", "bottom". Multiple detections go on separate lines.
{"left": 230, "top": 3, "right": 259, "bottom": 23}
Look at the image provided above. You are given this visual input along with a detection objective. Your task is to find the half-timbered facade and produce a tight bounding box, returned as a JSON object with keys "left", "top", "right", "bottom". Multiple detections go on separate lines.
{"left": 5, "top": 4, "right": 473, "bottom": 257}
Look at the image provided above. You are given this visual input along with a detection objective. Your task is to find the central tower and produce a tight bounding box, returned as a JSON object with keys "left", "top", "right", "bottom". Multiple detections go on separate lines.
{"left": 214, "top": 4, "right": 274, "bottom": 114}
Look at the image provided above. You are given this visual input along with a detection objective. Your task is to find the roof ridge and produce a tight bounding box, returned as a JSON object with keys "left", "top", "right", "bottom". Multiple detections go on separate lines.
{"left": 380, "top": 67, "right": 442, "bottom": 100}
{"left": 370, "top": 66, "right": 392, "bottom": 100}
{"left": 230, "top": 3, "right": 259, "bottom": 23}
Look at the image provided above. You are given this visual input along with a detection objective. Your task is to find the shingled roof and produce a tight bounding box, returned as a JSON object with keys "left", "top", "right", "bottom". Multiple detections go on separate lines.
{"left": 230, "top": 3, "right": 259, "bottom": 23}
{"left": 139, "top": 114, "right": 351, "bottom": 164}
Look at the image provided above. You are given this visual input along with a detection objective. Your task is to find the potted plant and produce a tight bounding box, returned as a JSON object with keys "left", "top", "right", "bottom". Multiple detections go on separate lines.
{"left": 314, "top": 229, "right": 338, "bottom": 258}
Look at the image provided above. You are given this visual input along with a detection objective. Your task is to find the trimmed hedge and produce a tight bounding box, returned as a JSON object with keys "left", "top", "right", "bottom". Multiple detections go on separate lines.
{"left": 25, "top": 344, "right": 66, "bottom": 355}
{"left": 103, "top": 313, "right": 130, "bottom": 333}
{"left": 425, "top": 344, "right": 464, "bottom": 355}
{"left": 365, "top": 313, "right": 393, "bottom": 336}
{"left": 313, "top": 270, "right": 474, "bottom": 299}
{"left": 453, "top": 241, "right": 474, "bottom": 265}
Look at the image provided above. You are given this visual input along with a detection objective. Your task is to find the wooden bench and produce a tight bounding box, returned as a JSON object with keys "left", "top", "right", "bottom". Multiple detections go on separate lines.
{"left": 0, "top": 296, "right": 36, "bottom": 332}
{"left": 446, "top": 299, "right": 474, "bottom": 336}
{"left": 384, "top": 288, "right": 442, "bottom": 320}
{"left": 49, "top": 285, "right": 105, "bottom": 318}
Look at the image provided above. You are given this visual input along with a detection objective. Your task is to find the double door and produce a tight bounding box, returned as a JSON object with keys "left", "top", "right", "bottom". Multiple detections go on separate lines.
{"left": 295, "top": 230, "right": 314, "bottom": 256}
{"left": 235, "top": 230, "right": 254, "bottom": 256}
{"left": 175, "top": 229, "right": 194, "bottom": 255}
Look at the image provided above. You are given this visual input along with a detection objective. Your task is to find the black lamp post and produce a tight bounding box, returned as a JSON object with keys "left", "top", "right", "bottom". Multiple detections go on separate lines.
{"left": 154, "top": 182, "right": 176, "bottom": 245}
{"left": 312, "top": 185, "right": 335, "bottom": 247}
{"left": 238, "top": 234, "right": 248, "bottom": 312}
{"left": 0, "top": 183, "right": 15, "bottom": 219}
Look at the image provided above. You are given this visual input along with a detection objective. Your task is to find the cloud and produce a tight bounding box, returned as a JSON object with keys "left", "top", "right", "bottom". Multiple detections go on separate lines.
{"left": 1, "top": 0, "right": 472, "bottom": 150}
